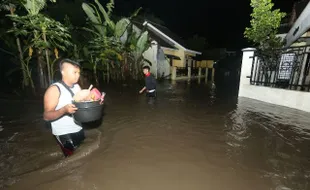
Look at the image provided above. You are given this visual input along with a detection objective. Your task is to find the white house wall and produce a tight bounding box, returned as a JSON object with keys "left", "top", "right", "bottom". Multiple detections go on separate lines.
{"left": 142, "top": 41, "right": 158, "bottom": 78}
{"left": 157, "top": 47, "right": 171, "bottom": 78}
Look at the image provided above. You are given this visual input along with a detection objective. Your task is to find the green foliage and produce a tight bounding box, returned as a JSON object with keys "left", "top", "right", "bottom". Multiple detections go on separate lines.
{"left": 94, "top": 0, "right": 115, "bottom": 32}
{"left": 0, "top": 0, "right": 154, "bottom": 92}
{"left": 115, "top": 18, "right": 130, "bottom": 39}
{"left": 7, "top": 14, "right": 72, "bottom": 51}
{"left": 0, "top": 0, "right": 17, "bottom": 11}
{"left": 132, "top": 31, "right": 149, "bottom": 60}
{"left": 81, "top": 0, "right": 151, "bottom": 81}
{"left": 81, "top": 2, "right": 105, "bottom": 36}
{"left": 5, "top": 0, "right": 72, "bottom": 52}
{"left": 21, "top": 0, "right": 56, "bottom": 15}
{"left": 244, "top": 0, "right": 286, "bottom": 51}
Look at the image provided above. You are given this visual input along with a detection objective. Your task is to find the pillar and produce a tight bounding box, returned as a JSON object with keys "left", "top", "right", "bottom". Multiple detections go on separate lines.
{"left": 205, "top": 68, "right": 208, "bottom": 83}
{"left": 171, "top": 66, "right": 177, "bottom": 80}
{"left": 187, "top": 66, "right": 191, "bottom": 81}
{"left": 239, "top": 47, "right": 256, "bottom": 97}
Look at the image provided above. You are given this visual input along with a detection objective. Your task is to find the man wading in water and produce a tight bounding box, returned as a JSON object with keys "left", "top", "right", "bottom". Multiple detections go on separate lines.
{"left": 43, "top": 59, "right": 86, "bottom": 157}
{"left": 139, "top": 65, "right": 157, "bottom": 98}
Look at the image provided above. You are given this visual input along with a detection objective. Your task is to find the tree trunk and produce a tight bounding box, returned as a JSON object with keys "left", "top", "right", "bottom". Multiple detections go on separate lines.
{"left": 9, "top": 9, "right": 29, "bottom": 88}
{"left": 107, "top": 63, "right": 110, "bottom": 83}
{"left": 43, "top": 32, "right": 52, "bottom": 85}
{"left": 37, "top": 49, "right": 47, "bottom": 89}
{"left": 16, "top": 37, "right": 29, "bottom": 88}
{"left": 93, "top": 61, "right": 99, "bottom": 86}
{"left": 122, "top": 52, "right": 127, "bottom": 80}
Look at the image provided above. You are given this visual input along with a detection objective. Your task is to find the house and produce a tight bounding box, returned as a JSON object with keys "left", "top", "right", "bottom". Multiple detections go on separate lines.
{"left": 131, "top": 20, "right": 202, "bottom": 79}
{"left": 238, "top": 0, "right": 310, "bottom": 113}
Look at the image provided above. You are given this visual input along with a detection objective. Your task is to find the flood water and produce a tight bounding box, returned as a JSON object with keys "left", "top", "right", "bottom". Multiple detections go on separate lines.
{"left": 1, "top": 80, "right": 310, "bottom": 190}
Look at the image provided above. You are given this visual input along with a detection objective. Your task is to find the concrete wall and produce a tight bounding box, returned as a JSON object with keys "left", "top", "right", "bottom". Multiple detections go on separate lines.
{"left": 162, "top": 47, "right": 184, "bottom": 67}
{"left": 157, "top": 47, "right": 171, "bottom": 78}
{"left": 238, "top": 47, "right": 310, "bottom": 113}
{"left": 143, "top": 40, "right": 158, "bottom": 78}
{"left": 142, "top": 41, "right": 171, "bottom": 79}
{"left": 197, "top": 60, "right": 214, "bottom": 68}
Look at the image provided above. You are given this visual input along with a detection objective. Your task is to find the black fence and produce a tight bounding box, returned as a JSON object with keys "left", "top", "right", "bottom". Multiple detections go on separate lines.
{"left": 249, "top": 46, "right": 310, "bottom": 91}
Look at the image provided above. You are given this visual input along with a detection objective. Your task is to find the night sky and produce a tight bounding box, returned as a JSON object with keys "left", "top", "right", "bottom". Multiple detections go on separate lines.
{"left": 112, "top": 0, "right": 296, "bottom": 50}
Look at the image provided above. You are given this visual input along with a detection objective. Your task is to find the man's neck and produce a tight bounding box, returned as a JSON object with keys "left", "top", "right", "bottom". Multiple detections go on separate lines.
{"left": 62, "top": 79, "right": 74, "bottom": 88}
{"left": 145, "top": 72, "right": 151, "bottom": 77}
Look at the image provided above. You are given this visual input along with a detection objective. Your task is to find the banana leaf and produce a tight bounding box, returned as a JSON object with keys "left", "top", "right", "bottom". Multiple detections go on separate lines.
{"left": 94, "top": 0, "right": 115, "bottom": 31}
{"left": 115, "top": 18, "right": 130, "bottom": 39}
{"left": 135, "top": 31, "right": 148, "bottom": 57}
{"left": 82, "top": 2, "right": 105, "bottom": 36}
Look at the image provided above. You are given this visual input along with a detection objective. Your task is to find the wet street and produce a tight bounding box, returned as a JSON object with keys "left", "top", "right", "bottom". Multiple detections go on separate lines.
{"left": 1, "top": 80, "right": 310, "bottom": 190}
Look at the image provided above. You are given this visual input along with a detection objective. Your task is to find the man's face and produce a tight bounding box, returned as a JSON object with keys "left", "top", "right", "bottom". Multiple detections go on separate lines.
{"left": 61, "top": 63, "right": 80, "bottom": 84}
{"left": 143, "top": 68, "right": 149, "bottom": 75}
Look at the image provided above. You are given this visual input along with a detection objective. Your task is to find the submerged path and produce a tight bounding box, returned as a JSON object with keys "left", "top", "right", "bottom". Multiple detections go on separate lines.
{"left": 1, "top": 81, "right": 310, "bottom": 190}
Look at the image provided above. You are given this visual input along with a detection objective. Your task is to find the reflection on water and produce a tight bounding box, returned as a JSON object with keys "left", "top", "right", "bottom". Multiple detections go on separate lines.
{"left": 1, "top": 80, "right": 310, "bottom": 190}
{"left": 226, "top": 98, "right": 310, "bottom": 190}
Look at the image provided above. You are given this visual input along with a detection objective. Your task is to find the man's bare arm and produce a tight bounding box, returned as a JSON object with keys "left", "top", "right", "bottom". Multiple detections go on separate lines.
{"left": 139, "top": 86, "right": 146, "bottom": 94}
{"left": 43, "top": 86, "right": 66, "bottom": 121}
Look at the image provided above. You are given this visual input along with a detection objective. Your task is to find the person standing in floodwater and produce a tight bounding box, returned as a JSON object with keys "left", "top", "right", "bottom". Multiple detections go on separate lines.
{"left": 139, "top": 65, "right": 157, "bottom": 98}
{"left": 43, "top": 59, "right": 86, "bottom": 157}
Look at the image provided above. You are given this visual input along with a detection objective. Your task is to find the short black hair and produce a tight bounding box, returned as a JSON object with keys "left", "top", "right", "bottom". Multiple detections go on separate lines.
{"left": 59, "top": 58, "right": 81, "bottom": 71}
{"left": 142, "top": 65, "right": 150, "bottom": 71}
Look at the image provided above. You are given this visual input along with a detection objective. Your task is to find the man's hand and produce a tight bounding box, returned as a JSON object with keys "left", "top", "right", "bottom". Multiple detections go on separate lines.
{"left": 64, "top": 104, "right": 78, "bottom": 114}
{"left": 139, "top": 87, "right": 146, "bottom": 94}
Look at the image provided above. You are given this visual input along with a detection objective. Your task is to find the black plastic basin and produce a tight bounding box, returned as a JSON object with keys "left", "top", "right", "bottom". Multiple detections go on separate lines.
{"left": 72, "top": 100, "right": 104, "bottom": 123}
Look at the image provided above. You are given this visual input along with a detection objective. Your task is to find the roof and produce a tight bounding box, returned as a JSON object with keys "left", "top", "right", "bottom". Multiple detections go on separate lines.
{"left": 130, "top": 18, "right": 202, "bottom": 55}
{"left": 143, "top": 21, "right": 201, "bottom": 55}
{"left": 131, "top": 20, "right": 175, "bottom": 49}
{"left": 147, "top": 22, "right": 188, "bottom": 48}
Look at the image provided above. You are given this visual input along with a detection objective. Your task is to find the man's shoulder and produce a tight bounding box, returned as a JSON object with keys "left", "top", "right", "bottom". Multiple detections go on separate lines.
{"left": 147, "top": 74, "right": 156, "bottom": 78}
{"left": 150, "top": 74, "right": 157, "bottom": 81}
{"left": 45, "top": 83, "right": 61, "bottom": 96}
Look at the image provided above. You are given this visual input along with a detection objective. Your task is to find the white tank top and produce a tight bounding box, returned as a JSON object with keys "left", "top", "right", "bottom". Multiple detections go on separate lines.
{"left": 50, "top": 82, "right": 82, "bottom": 136}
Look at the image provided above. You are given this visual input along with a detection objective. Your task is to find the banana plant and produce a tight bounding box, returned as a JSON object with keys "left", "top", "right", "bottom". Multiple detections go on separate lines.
{"left": 0, "top": 0, "right": 31, "bottom": 89}
{"left": 82, "top": 0, "right": 151, "bottom": 81}
{"left": 6, "top": 0, "right": 72, "bottom": 88}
